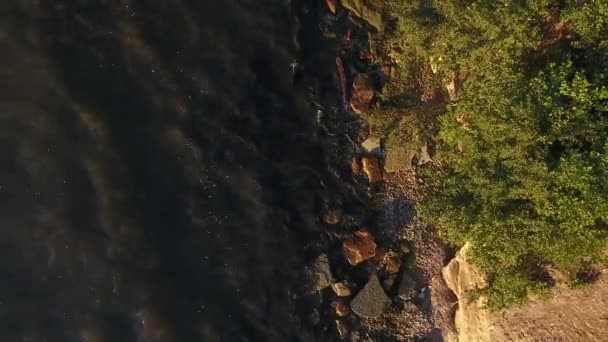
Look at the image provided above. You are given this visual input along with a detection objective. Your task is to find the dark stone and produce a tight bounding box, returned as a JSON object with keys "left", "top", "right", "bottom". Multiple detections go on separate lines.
{"left": 308, "top": 254, "right": 332, "bottom": 292}
{"left": 398, "top": 272, "right": 416, "bottom": 300}
{"left": 350, "top": 275, "right": 390, "bottom": 318}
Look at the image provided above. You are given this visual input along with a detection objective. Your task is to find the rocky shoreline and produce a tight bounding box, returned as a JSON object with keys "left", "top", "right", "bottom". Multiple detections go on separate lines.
{"left": 294, "top": 1, "right": 457, "bottom": 340}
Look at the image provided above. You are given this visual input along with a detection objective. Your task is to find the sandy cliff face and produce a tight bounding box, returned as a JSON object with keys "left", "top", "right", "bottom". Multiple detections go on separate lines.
{"left": 443, "top": 244, "right": 608, "bottom": 342}
{"left": 442, "top": 243, "right": 502, "bottom": 342}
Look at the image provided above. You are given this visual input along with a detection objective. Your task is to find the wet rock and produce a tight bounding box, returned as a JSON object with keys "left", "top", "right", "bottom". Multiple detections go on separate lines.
{"left": 361, "top": 156, "right": 383, "bottom": 183}
{"left": 398, "top": 272, "right": 416, "bottom": 300}
{"left": 350, "top": 73, "right": 375, "bottom": 114}
{"left": 332, "top": 282, "right": 352, "bottom": 297}
{"left": 325, "top": 0, "right": 337, "bottom": 14}
{"left": 350, "top": 275, "right": 391, "bottom": 318}
{"left": 336, "top": 319, "right": 350, "bottom": 339}
{"left": 309, "top": 254, "right": 333, "bottom": 292}
{"left": 351, "top": 156, "right": 362, "bottom": 175}
{"left": 332, "top": 300, "right": 350, "bottom": 317}
{"left": 343, "top": 230, "right": 377, "bottom": 265}
{"left": 361, "top": 137, "right": 381, "bottom": 155}
{"left": 341, "top": 0, "right": 384, "bottom": 31}
{"left": 322, "top": 209, "right": 342, "bottom": 225}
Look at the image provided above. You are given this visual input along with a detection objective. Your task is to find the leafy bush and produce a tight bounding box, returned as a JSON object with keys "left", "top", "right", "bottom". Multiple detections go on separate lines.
{"left": 378, "top": 0, "right": 608, "bottom": 308}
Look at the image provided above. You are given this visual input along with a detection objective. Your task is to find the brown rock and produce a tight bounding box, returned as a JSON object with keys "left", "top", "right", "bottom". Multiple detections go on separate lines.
{"left": 332, "top": 300, "right": 350, "bottom": 317}
{"left": 343, "top": 230, "right": 377, "bottom": 265}
{"left": 326, "top": 0, "right": 337, "bottom": 14}
{"left": 349, "top": 73, "right": 374, "bottom": 114}
{"left": 322, "top": 208, "right": 342, "bottom": 225}
{"left": 361, "top": 156, "right": 383, "bottom": 182}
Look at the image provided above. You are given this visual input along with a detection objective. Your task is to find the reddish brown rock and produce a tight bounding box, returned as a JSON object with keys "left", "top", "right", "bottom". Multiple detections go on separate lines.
{"left": 326, "top": 0, "right": 337, "bottom": 14}
{"left": 361, "top": 156, "right": 383, "bottom": 183}
{"left": 322, "top": 208, "right": 342, "bottom": 225}
{"left": 332, "top": 300, "right": 350, "bottom": 317}
{"left": 343, "top": 230, "right": 377, "bottom": 265}
{"left": 349, "top": 73, "right": 375, "bottom": 114}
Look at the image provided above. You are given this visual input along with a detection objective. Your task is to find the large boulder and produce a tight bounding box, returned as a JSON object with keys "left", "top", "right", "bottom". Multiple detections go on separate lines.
{"left": 350, "top": 275, "right": 391, "bottom": 318}
{"left": 343, "top": 230, "right": 377, "bottom": 265}
{"left": 350, "top": 73, "right": 375, "bottom": 114}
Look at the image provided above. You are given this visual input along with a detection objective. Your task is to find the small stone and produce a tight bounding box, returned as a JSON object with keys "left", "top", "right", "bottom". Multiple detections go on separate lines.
{"left": 398, "top": 272, "right": 416, "bottom": 300}
{"left": 309, "top": 254, "right": 332, "bottom": 292}
{"left": 335, "top": 320, "right": 350, "bottom": 339}
{"left": 350, "top": 275, "right": 391, "bottom": 318}
{"left": 385, "top": 255, "right": 401, "bottom": 274}
{"left": 361, "top": 157, "right": 383, "bottom": 183}
{"left": 361, "top": 137, "right": 381, "bottom": 155}
{"left": 311, "top": 308, "right": 321, "bottom": 326}
{"left": 349, "top": 73, "right": 375, "bottom": 114}
{"left": 332, "top": 282, "right": 352, "bottom": 297}
{"left": 332, "top": 300, "right": 350, "bottom": 317}
{"left": 322, "top": 209, "right": 342, "bottom": 225}
{"left": 343, "top": 230, "right": 377, "bottom": 265}
{"left": 326, "top": 0, "right": 337, "bottom": 14}
{"left": 400, "top": 241, "right": 411, "bottom": 254}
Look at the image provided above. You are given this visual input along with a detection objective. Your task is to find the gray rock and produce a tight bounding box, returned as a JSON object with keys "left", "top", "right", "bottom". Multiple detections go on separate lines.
{"left": 350, "top": 275, "right": 390, "bottom": 318}
{"left": 309, "top": 254, "right": 332, "bottom": 292}
{"left": 335, "top": 319, "right": 350, "bottom": 339}
{"left": 418, "top": 144, "right": 432, "bottom": 165}
{"left": 361, "top": 137, "right": 381, "bottom": 155}
{"left": 332, "top": 282, "right": 352, "bottom": 297}
{"left": 398, "top": 272, "right": 416, "bottom": 300}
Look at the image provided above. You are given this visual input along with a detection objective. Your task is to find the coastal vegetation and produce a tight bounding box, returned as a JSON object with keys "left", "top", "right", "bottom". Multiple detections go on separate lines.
{"left": 371, "top": 0, "right": 608, "bottom": 309}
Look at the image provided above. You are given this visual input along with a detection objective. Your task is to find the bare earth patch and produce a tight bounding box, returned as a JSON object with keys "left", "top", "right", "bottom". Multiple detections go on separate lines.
{"left": 492, "top": 270, "right": 608, "bottom": 342}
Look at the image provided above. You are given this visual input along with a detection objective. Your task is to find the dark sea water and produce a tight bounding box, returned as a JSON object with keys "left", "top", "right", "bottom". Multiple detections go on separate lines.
{"left": 0, "top": 1, "right": 342, "bottom": 340}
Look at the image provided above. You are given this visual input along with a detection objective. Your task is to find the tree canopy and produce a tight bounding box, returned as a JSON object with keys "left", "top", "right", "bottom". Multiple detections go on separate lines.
{"left": 380, "top": 0, "right": 608, "bottom": 309}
